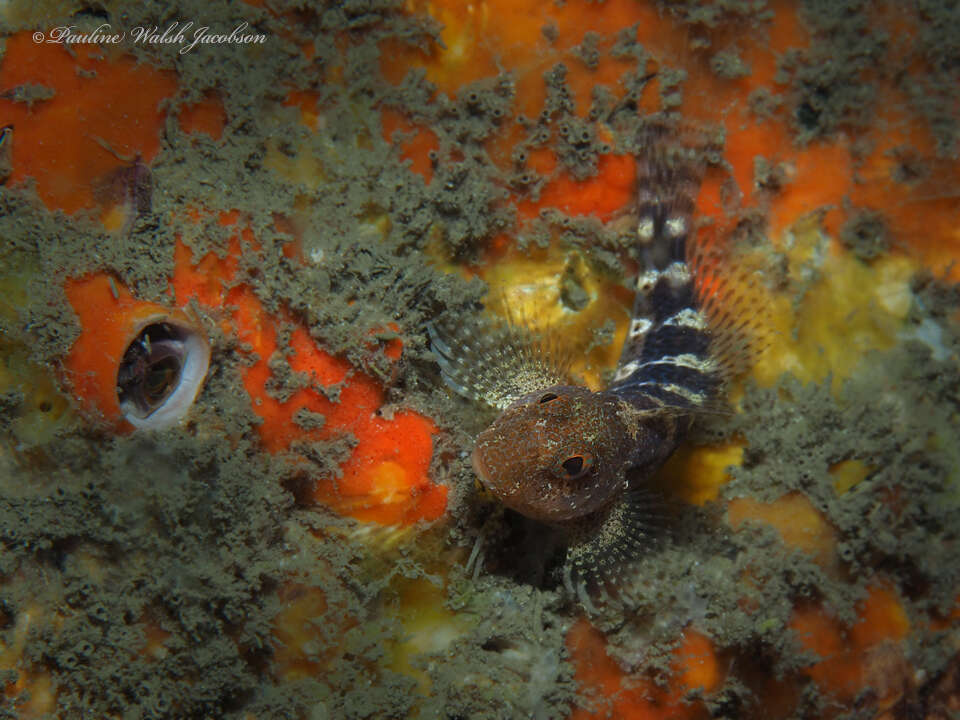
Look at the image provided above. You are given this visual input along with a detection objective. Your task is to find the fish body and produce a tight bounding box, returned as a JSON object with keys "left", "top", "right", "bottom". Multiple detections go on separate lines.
{"left": 433, "top": 120, "right": 746, "bottom": 595}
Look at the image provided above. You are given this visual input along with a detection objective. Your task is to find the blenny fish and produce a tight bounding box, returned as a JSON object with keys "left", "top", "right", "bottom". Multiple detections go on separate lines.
{"left": 432, "top": 119, "right": 759, "bottom": 601}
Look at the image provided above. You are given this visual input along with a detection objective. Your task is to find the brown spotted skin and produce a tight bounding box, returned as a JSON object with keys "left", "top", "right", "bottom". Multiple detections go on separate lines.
{"left": 472, "top": 384, "right": 677, "bottom": 525}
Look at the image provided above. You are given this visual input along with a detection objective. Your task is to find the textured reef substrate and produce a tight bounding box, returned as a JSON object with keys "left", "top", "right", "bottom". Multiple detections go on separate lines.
{"left": 1, "top": 0, "right": 959, "bottom": 718}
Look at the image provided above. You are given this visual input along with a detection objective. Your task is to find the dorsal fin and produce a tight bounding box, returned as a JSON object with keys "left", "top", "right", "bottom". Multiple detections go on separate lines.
{"left": 688, "top": 224, "right": 771, "bottom": 383}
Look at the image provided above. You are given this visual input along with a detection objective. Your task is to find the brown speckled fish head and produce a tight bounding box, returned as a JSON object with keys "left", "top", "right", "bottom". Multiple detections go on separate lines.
{"left": 471, "top": 384, "right": 634, "bottom": 524}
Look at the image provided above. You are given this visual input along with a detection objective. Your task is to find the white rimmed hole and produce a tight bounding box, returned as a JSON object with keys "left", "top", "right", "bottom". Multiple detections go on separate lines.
{"left": 117, "top": 320, "right": 210, "bottom": 430}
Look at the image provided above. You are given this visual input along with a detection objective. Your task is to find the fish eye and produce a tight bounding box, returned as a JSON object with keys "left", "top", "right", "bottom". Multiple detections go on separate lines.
{"left": 559, "top": 453, "right": 593, "bottom": 480}
{"left": 116, "top": 319, "right": 210, "bottom": 430}
{"left": 539, "top": 392, "right": 559, "bottom": 404}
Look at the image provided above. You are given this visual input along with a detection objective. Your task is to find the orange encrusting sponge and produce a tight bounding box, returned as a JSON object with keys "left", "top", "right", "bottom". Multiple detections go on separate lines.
{"left": 516, "top": 145, "right": 636, "bottom": 223}
{"left": 179, "top": 93, "right": 228, "bottom": 140}
{"left": 380, "top": 109, "right": 636, "bottom": 226}
{"left": 61, "top": 274, "right": 191, "bottom": 431}
{"left": 381, "top": 109, "right": 440, "bottom": 184}
{"left": 378, "top": 1, "right": 643, "bottom": 245}
{"left": 170, "top": 212, "right": 446, "bottom": 526}
{"left": 567, "top": 585, "right": 912, "bottom": 718}
{"left": 566, "top": 619, "right": 721, "bottom": 720}
{"left": 727, "top": 492, "right": 840, "bottom": 571}
{"left": 790, "top": 585, "right": 911, "bottom": 708}
{"left": 381, "top": 0, "right": 959, "bottom": 280}
{"left": 0, "top": 32, "right": 176, "bottom": 215}
{"left": 271, "top": 583, "right": 354, "bottom": 682}
{"left": 680, "top": 4, "right": 960, "bottom": 279}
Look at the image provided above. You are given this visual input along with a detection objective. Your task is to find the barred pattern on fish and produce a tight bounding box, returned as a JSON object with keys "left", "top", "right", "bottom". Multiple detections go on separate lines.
{"left": 431, "top": 118, "right": 758, "bottom": 604}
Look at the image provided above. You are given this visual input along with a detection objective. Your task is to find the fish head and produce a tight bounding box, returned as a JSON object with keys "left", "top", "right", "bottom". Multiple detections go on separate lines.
{"left": 471, "top": 385, "right": 632, "bottom": 524}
